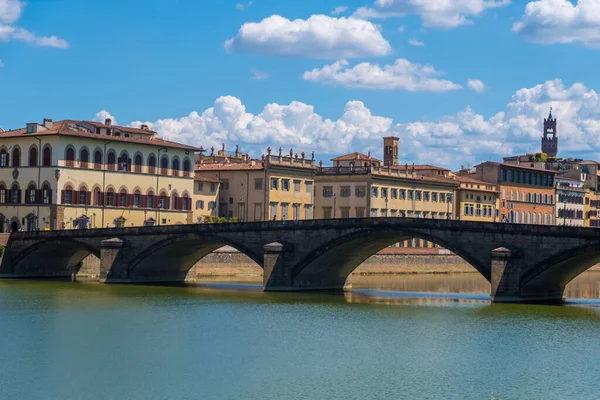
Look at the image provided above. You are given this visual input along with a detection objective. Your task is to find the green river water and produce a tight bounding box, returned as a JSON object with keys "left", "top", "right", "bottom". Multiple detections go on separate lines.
{"left": 1, "top": 272, "right": 600, "bottom": 399}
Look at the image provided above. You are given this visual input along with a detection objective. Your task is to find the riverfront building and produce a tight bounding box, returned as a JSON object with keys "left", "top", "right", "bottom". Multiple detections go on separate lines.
{"left": 193, "top": 176, "right": 221, "bottom": 223}
{"left": 195, "top": 146, "right": 317, "bottom": 221}
{"left": 473, "top": 161, "right": 557, "bottom": 225}
{"left": 0, "top": 118, "right": 197, "bottom": 231}
{"left": 555, "top": 176, "right": 585, "bottom": 227}
{"left": 453, "top": 175, "right": 500, "bottom": 222}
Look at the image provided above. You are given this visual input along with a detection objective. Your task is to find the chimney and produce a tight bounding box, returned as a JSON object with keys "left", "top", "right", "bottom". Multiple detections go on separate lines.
{"left": 141, "top": 124, "right": 149, "bottom": 130}
{"left": 43, "top": 118, "right": 53, "bottom": 129}
{"left": 105, "top": 118, "right": 112, "bottom": 126}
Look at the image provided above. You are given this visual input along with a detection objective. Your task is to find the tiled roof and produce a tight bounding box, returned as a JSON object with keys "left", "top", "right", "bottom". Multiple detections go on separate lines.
{"left": 391, "top": 164, "right": 451, "bottom": 172}
{"left": 194, "top": 176, "right": 222, "bottom": 183}
{"left": 331, "top": 152, "right": 381, "bottom": 162}
{"left": 84, "top": 121, "right": 156, "bottom": 135}
{"left": 453, "top": 175, "right": 495, "bottom": 185}
{"left": 196, "top": 162, "right": 265, "bottom": 171}
{"left": 478, "top": 161, "right": 560, "bottom": 174}
{"left": 0, "top": 120, "right": 200, "bottom": 151}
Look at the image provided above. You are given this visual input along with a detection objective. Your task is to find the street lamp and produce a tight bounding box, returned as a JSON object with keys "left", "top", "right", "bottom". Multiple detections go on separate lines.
{"left": 333, "top": 193, "right": 337, "bottom": 218}
{"left": 239, "top": 198, "right": 245, "bottom": 222}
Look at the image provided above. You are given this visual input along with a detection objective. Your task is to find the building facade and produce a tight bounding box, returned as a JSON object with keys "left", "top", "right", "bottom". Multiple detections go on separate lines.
{"left": 0, "top": 118, "right": 196, "bottom": 231}
{"left": 555, "top": 177, "right": 585, "bottom": 227}
{"left": 474, "top": 161, "right": 556, "bottom": 225}
{"left": 193, "top": 176, "right": 221, "bottom": 223}
{"left": 585, "top": 191, "right": 600, "bottom": 228}
{"left": 454, "top": 175, "right": 500, "bottom": 222}
{"left": 195, "top": 148, "right": 317, "bottom": 221}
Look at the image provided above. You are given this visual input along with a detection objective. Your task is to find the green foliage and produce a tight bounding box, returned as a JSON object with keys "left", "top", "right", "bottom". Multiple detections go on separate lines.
{"left": 228, "top": 217, "right": 239, "bottom": 223}
{"left": 203, "top": 215, "right": 214, "bottom": 224}
{"left": 532, "top": 152, "right": 548, "bottom": 162}
{"left": 0, "top": 245, "right": 5, "bottom": 258}
{"left": 217, "top": 217, "right": 227, "bottom": 224}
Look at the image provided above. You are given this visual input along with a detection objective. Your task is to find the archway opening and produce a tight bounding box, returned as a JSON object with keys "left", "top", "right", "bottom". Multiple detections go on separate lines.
{"left": 185, "top": 245, "right": 262, "bottom": 283}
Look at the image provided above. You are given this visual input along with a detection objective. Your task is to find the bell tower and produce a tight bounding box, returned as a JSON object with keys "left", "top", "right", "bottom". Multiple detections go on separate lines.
{"left": 541, "top": 107, "right": 558, "bottom": 157}
{"left": 383, "top": 136, "right": 399, "bottom": 166}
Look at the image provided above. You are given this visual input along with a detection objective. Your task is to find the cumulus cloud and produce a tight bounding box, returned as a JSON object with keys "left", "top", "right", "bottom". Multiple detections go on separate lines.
{"left": 468, "top": 79, "right": 486, "bottom": 93}
{"left": 408, "top": 38, "right": 424, "bottom": 46}
{"left": 251, "top": 68, "right": 270, "bottom": 80}
{"left": 99, "top": 79, "right": 600, "bottom": 170}
{"left": 513, "top": 0, "right": 600, "bottom": 47}
{"left": 93, "top": 110, "right": 118, "bottom": 126}
{"left": 0, "top": 0, "right": 69, "bottom": 48}
{"left": 302, "top": 59, "right": 462, "bottom": 92}
{"left": 355, "top": 0, "right": 511, "bottom": 29}
{"left": 224, "top": 14, "right": 392, "bottom": 58}
{"left": 331, "top": 6, "right": 348, "bottom": 15}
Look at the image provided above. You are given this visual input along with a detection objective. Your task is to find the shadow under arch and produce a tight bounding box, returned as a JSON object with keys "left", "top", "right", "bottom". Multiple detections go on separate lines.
{"left": 291, "top": 228, "right": 489, "bottom": 290}
{"left": 520, "top": 242, "right": 600, "bottom": 299}
{"left": 9, "top": 239, "right": 100, "bottom": 278}
{"left": 125, "top": 233, "right": 263, "bottom": 283}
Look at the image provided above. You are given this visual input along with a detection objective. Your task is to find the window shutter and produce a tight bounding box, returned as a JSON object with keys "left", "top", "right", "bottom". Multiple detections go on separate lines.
{"left": 17, "top": 190, "right": 20, "bottom": 204}
{"left": 165, "top": 197, "right": 170, "bottom": 209}
{"left": 48, "top": 189, "right": 52, "bottom": 204}
{"left": 128, "top": 194, "right": 134, "bottom": 207}
{"left": 73, "top": 191, "right": 79, "bottom": 205}
{"left": 141, "top": 195, "right": 147, "bottom": 208}
{"left": 87, "top": 191, "right": 91, "bottom": 205}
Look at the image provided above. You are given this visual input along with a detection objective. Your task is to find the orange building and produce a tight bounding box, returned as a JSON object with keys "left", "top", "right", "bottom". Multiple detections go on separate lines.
{"left": 474, "top": 161, "right": 557, "bottom": 225}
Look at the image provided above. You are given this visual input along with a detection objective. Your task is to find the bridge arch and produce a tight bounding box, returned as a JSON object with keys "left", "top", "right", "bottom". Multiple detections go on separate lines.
{"left": 124, "top": 233, "right": 263, "bottom": 283}
{"left": 7, "top": 239, "right": 100, "bottom": 279}
{"left": 291, "top": 228, "right": 489, "bottom": 290}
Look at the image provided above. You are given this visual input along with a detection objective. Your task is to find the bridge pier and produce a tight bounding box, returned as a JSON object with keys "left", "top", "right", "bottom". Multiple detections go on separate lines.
{"left": 490, "top": 247, "right": 564, "bottom": 304}
{"left": 99, "top": 238, "right": 129, "bottom": 283}
{"left": 263, "top": 242, "right": 294, "bottom": 291}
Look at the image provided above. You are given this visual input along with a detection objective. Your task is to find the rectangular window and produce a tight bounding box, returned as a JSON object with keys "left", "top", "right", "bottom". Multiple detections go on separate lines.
{"left": 294, "top": 180, "right": 301, "bottom": 192}
{"left": 381, "top": 188, "right": 389, "bottom": 199}
{"left": 293, "top": 204, "right": 300, "bottom": 221}
{"left": 323, "top": 207, "right": 332, "bottom": 219}
{"left": 341, "top": 207, "right": 350, "bottom": 218}
{"left": 281, "top": 203, "right": 289, "bottom": 219}
{"left": 447, "top": 194, "right": 453, "bottom": 203}
{"left": 221, "top": 180, "right": 229, "bottom": 190}
{"left": 415, "top": 191, "right": 422, "bottom": 201}
{"left": 270, "top": 202, "right": 278, "bottom": 219}
{"left": 355, "top": 187, "right": 366, "bottom": 197}
{"left": 464, "top": 204, "right": 469, "bottom": 215}
{"left": 197, "top": 182, "right": 204, "bottom": 192}
{"left": 476, "top": 204, "right": 482, "bottom": 216}
{"left": 371, "top": 187, "right": 379, "bottom": 198}
{"left": 305, "top": 181, "right": 313, "bottom": 193}
{"left": 340, "top": 186, "right": 351, "bottom": 198}
{"left": 440, "top": 193, "right": 446, "bottom": 203}
{"left": 255, "top": 179, "right": 263, "bottom": 190}
{"left": 408, "top": 190, "right": 414, "bottom": 200}
{"left": 391, "top": 189, "right": 398, "bottom": 199}
{"left": 355, "top": 207, "right": 365, "bottom": 218}
{"left": 210, "top": 183, "right": 216, "bottom": 193}
{"left": 476, "top": 196, "right": 481, "bottom": 203}
{"left": 400, "top": 189, "right": 406, "bottom": 200}
{"left": 305, "top": 205, "right": 313, "bottom": 220}
{"left": 323, "top": 186, "right": 333, "bottom": 197}
{"left": 423, "top": 192, "right": 430, "bottom": 202}
{"left": 370, "top": 208, "right": 378, "bottom": 217}
{"left": 282, "top": 179, "right": 290, "bottom": 191}
{"left": 271, "top": 178, "right": 279, "bottom": 190}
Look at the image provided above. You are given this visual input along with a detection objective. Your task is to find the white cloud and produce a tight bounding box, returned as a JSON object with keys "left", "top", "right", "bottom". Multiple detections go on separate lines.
{"left": 355, "top": 0, "right": 510, "bottom": 29}
{"left": 251, "top": 68, "right": 270, "bottom": 80}
{"left": 0, "top": 0, "right": 69, "bottom": 48}
{"left": 93, "top": 110, "right": 118, "bottom": 126}
{"left": 100, "top": 79, "right": 600, "bottom": 170}
{"left": 397, "top": 25, "right": 405, "bottom": 32}
{"left": 0, "top": 0, "right": 24, "bottom": 24}
{"left": 408, "top": 38, "right": 424, "bottom": 46}
{"left": 331, "top": 6, "right": 348, "bottom": 15}
{"left": 302, "top": 59, "right": 462, "bottom": 92}
{"left": 225, "top": 14, "right": 392, "bottom": 58}
{"left": 513, "top": 0, "right": 600, "bottom": 47}
{"left": 235, "top": 3, "right": 245, "bottom": 10}
{"left": 468, "top": 79, "right": 486, "bottom": 93}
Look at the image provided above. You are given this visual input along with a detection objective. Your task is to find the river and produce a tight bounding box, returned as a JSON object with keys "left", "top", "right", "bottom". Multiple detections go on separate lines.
{"left": 1, "top": 272, "right": 600, "bottom": 399}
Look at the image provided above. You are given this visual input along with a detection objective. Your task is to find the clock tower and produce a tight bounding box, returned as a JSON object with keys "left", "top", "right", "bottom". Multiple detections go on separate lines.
{"left": 541, "top": 107, "right": 558, "bottom": 157}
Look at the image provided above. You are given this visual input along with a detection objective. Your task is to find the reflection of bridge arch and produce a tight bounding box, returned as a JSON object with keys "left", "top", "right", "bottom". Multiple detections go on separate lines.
{"left": 291, "top": 228, "right": 489, "bottom": 290}
{"left": 8, "top": 239, "right": 100, "bottom": 278}
{"left": 123, "top": 233, "right": 263, "bottom": 283}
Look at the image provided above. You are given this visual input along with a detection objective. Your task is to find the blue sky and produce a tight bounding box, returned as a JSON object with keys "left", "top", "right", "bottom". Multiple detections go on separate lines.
{"left": 2, "top": 0, "right": 600, "bottom": 168}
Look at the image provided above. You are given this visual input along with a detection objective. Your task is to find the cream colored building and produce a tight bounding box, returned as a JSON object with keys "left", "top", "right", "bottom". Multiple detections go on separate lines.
{"left": 454, "top": 175, "right": 500, "bottom": 222}
{"left": 0, "top": 118, "right": 196, "bottom": 231}
{"left": 195, "top": 147, "right": 317, "bottom": 221}
{"left": 193, "top": 176, "right": 221, "bottom": 223}
{"left": 315, "top": 150, "right": 458, "bottom": 220}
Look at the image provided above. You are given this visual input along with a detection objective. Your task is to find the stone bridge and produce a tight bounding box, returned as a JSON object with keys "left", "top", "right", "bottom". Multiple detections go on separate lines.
{"left": 1, "top": 218, "right": 600, "bottom": 303}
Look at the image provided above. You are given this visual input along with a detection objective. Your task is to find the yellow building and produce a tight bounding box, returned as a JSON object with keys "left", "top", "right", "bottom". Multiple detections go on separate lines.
{"left": 585, "top": 190, "right": 600, "bottom": 228}
{"left": 193, "top": 176, "right": 221, "bottom": 223}
{"left": 195, "top": 147, "right": 317, "bottom": 221}
{"left": 0, "top": 118, "right": 197, "bottom": 231}
{"left": 454, "top": 175, "right": 500, "bottom": 222}
{"left": 315, "top": 143, "right": 458, "bottom": 220}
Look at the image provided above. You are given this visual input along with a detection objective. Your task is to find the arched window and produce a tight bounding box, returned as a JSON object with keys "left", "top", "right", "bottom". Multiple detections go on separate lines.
{"left": 43, "top": 146, "right": 51, "bottom": 166}
{"left": 0, "top": 149, "right": 8, "bottom": 167}
{"left": 172, "top": 159, "right": 180, "bottom": 177}
{"left": 134, "top": 154, "right": 142, "bottom": 173}
{"left": 514, "top": 211, "right": 519, "bottom": 223}
{"left": 62, "top": 185, "right": 73, "bottom": 205}
{"left": 107, "top": 152, "right": 116, "bottom": 171}
{"left": 538, "top": 212, "right": 542, "bottom": 225}
{"left": 0, "top": 184, "right": 6, "bottom": 204}
{"left": 10, "top": 184, "right": 20, "bottom": 204}
{"left": 94, "top": 150, "right": 102, "bottom": 169}
{"left": 80, "top": 148, "right": 89, "bottom": 168}
{"left": 133, "top": 189, "right": 141, "bottom": 207}
{"left": 521, "top": 211, "right": 525, "bottom": 224}
{"left": 119, "top": 189, "right": 128, "bottom": 207}
{"left": 65, "top": 147, "right": 75, "bottom": 167}
{"left": 182, "top": 193, "right": 190, "bottom": 210}
{"left": 160, "top": 191, "right": 168, "bottom": 209}
{"left": 148, "top": 155, "right": 156, "bottom": 174}
{"left": 509, "top": 210, "right": 514, "bottom": 223}
{"left": 79, "top": 186, "right": 88, "bottom": 205}
{"left": 118, "top": 152, "right": 130, "bottom": 172}
{"left": 147, "top": 190, "right": 155, "bottom": 208}
{"left": 549, "top": 214, "right": 553, "bottom": 225}
{"left": 42, "top": 184, "right": 51, "bottom": 204}
{"left": 26, "top": 184, "right": 37, "bottom": 204}
{"left": 171, "top": 192, "right": 179, "bottom": 210}
{"left": 29, "top": 147, "right": 37, "bottom": 167}
{"left": 106, "top": 188, "right": 115, "bottom": 206}
{"left": 527, "top": 212, "right": 531, "bottom": 224}
{"left": 93, "top": 187, "right": 102, "bottom": 206}
{"left": 12, "top": 148, "right": 20, "bottom": 167}
{"left": 160, "top": 156, "right": 168, "bottom": 175}
{"left": 532, "top": 212, "right": 537, "bottom": 224}
{"left": 183, "top": 159, "right": 191, "bottom": 177}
